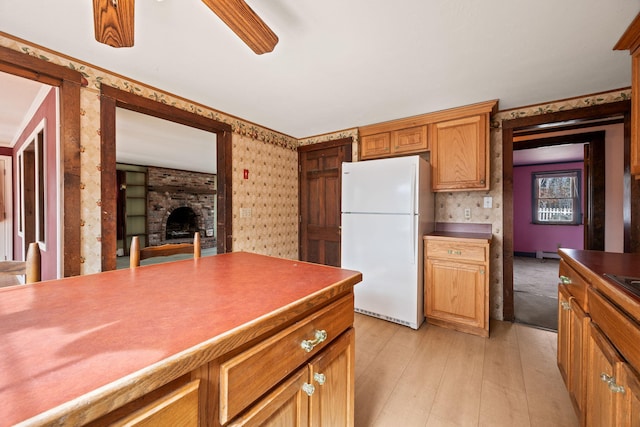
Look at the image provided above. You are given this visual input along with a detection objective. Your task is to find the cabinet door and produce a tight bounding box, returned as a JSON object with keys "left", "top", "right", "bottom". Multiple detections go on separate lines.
{"left": 586, "top": 323, "right": 624, "bottom": 427}
{"left": 392, "top": 126, "right": 428, "bottom": 154}
{"left": 430, "top": 114, "right": 488, "bottom": 191}
{"left": 569, "top": 297, "right": 588, "bottom": 417}
{"left": 308, "top": 329, "right": 354, "bottom": 427}
{"left": 617, "top": 362, "right": 640, "bottom": 426}
{"left": 360, "top": 133, "right": 391, "bottom": 159}
{"left": 226, "top": 368, "right": 310, "bottom": 427}
{"left": 425, "top": 258, "right": 486, "bottom": 330}
{"left": 557, "top": 284, "right": 572, "bottom": 386}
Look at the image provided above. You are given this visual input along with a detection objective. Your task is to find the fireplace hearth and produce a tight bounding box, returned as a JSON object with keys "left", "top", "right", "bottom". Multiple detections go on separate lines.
{"left": 165, "top": 206, "right": 198, "bottom": 240}
{"left": 146, "top": 166, "right": 216, "bottom": 249}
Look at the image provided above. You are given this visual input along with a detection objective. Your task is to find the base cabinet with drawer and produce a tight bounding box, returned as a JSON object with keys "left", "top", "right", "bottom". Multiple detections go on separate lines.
{"left": 557, "top": 282, "right": 590, "bottom": 421}
{"left": 558, "top": 249, "right": 640, "bottom": 427}
{"left": 423, "top": 234, "right": 491, "bottom": 337}
{"left": 227, "top": 329, "right": 354, "bottom": 427}
{"left": 218, "top": 294, "right": 355, "bottom": 426}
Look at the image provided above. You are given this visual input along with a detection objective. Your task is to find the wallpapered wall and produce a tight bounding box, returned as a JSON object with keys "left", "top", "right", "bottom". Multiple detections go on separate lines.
{"left": 0, "top": 35, "right": 299, "bottom": 274}
{"left": 0, "top": 34, "right": 631, "bottom": 318}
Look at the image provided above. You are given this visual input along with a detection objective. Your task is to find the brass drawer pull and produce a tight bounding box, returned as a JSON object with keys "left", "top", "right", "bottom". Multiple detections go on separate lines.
{"left": 301, "top": 329, "right": 327, "bottom": 352}
{"left": 447, "top": 250, "right": 462, "bottom": 255}
{"left": 559, "top": 275, "right": 571, "bottom": 284}
{"left": 302, "top": 383, "right": 315, "bottom": 396}
{"left": 600, "top": 373, "right": 626, "bottom": 394}
{"left": 314, "top": 372, "right": 326, "bottom": 385}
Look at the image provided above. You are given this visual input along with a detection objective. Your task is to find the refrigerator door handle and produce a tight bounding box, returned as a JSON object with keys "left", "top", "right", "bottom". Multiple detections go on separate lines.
{"left": 410, "top": 164, "right": 416, "bottom": 215}
{"left": 410, "top": 215, "right": 416, "bottom": 264}
{"left": 410, "top": 165, "right": 417, "bottom": 264}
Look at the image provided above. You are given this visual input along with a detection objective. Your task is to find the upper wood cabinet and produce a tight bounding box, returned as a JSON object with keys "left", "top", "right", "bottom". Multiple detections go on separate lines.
{"left": 430, "top": 114, "right": 488, "bottom": 191}
{"left": 360, "top": 125, "right": 428, "bottom": 159}
{"left": 615, "top": 13, "right": 640, "bottom": 176}
{"left": 358, "top": 100, "right": 497, "bottom": 192}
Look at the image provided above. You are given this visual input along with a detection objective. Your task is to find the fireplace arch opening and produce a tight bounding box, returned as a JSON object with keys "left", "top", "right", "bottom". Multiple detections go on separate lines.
{"left": 165, "top": 207, "right": 198, "bottom": 241}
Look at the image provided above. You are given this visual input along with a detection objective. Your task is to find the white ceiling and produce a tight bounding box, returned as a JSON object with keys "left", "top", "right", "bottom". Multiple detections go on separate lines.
{"left": 514, "top": 144, "right": 585, "bottom": 166}
{"left": 0, "top": 72, "right": 49, "bottom": 145}
{"left": 116, "top": 108, "right": 217, "bottom": 174}
{"left": 0, "top": 0, "right": 637, "bottom": 139}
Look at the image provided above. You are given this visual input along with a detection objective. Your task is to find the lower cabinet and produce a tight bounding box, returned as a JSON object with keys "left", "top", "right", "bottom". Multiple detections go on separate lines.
{"left": 557, "top": 284, "right": 589, "bottom": 420}
{"left": 87, "top": 379, "right": 202, "bottom": 427}
{"left": 558, "top": 251, "right": 640, "bottom": 427}
{"left": 112, "top": 380, "right": 200, "bottom": 427}
{"left": 87, "top": 294, "right": 355, "bottom": 427}
{"left": 586, "top": 323, "right": 623, "bottom": 426}
{"left": 585, "top": 321, "right": 640, "bottom": 426}
{"left": 424, "top": 236, "right": 491, "bottom": 337}
{"left": 557, "top": 285, "right": 572, "bottom": 385}
{"left": 618, "top": 363, "right": 640, "bottom": 426}
{"left": 569, "top": 295, "right": 588, "bottom": 417}
{"left": 218, "top": 294, "right": 355, "bottom": 426}
{"left": 227, "top": 329, "right": 354, "bottom": 427}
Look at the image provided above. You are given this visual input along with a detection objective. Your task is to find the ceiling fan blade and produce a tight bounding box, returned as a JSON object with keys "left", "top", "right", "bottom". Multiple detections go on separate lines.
{"left": 93, "top": 0, "right": 135, "bottom": 48}
{"left": 201, "top": 0, "right": 278, "bottom": 54}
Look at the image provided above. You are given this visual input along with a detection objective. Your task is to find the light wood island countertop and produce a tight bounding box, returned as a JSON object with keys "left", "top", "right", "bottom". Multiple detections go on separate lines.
{"left": 0, "top": 252, "right": 362, "bottom": 426}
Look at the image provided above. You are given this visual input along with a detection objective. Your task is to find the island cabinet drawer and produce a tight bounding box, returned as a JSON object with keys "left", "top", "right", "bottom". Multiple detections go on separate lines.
{"left": 425, "top": 240, "right": 487, "bottom": 263}
{"left": 88, "top": 379, "right": 200, "bottom": 427}
{"left": 218, "top": 293, "right": 354, "bottom": 424}
{"left": 588, "top": 287, "right": 640, "bottom": 372}
{"left": 559, "top": 259, "right": 588, "bottom": 310}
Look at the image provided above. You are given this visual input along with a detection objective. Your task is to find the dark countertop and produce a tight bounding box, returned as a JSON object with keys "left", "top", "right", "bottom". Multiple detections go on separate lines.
{"left": 426, "top": 231, "right": 493, "bottom": 241}
{"left": 0, "top": 252, "right": 362, "bottom": 426}
{"left": 559, "top": 248, "right": 640, "bottom": 322}
{"left": 425, "top": 222, "right": 493, "bottom": 242}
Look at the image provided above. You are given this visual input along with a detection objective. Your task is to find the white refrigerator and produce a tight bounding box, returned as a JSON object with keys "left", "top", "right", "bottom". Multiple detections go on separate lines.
{"left": 341, "top": 155, "right": 434, "bottom": 329}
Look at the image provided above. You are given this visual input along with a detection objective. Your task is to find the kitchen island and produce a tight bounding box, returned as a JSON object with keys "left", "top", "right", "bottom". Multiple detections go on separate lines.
{"left": 0, "top": 252, "right": 362, "bottom": 426}
{"left": 557, "top": 249, "right": 640, "bottom": 426}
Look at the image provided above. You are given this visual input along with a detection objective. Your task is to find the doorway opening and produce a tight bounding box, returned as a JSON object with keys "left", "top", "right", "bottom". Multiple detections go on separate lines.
{"left": 502, "top": 100, "right": 632, "bottom": 322}
{"left": 100, "top": 85, "right": 232, "bottom": 271}
{"left": 511, "top": 134, "right": 601, "bottom": 331}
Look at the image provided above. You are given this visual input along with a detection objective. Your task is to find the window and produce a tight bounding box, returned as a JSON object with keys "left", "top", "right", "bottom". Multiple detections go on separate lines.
{"left": 532, "top": 170, "right": 581, "bottom": 225}
{"left": 18, "top": 125, "right": 46, "bottom": 249}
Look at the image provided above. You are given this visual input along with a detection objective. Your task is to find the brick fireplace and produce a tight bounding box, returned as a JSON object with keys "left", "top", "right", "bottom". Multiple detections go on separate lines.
{"left": 146, "top": 166, "right": 216, "bottom": 249}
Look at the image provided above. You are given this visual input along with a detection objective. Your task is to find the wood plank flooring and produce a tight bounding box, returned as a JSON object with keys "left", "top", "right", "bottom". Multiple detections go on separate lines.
{"left": 354, "top": 314, "right": 578, "bottom": 427}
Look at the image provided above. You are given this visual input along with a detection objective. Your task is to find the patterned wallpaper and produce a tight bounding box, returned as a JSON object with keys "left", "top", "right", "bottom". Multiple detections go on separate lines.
{"left": 0, "top": 34, "right": 299, "bottom": 274}
{"left": 298, "top": 128, "right": 360, "bottom": 159}
{"left": 232, "top": 134, "right": 298, "bottom": 257}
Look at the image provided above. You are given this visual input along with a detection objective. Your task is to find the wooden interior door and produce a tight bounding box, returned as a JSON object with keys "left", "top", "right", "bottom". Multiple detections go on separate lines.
{"left": 298, "top": 138, "right": 352, "bottom": 266}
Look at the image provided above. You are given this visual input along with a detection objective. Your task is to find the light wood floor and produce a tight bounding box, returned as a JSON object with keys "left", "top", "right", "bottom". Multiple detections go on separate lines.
{"left": 354, "top": 314, "right": 578, "bottom": 427}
